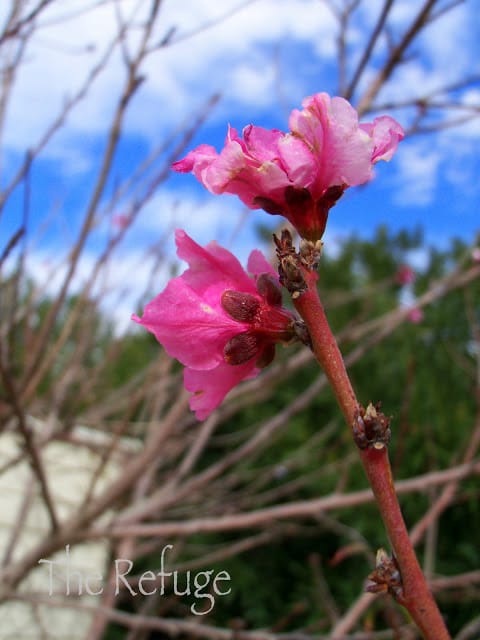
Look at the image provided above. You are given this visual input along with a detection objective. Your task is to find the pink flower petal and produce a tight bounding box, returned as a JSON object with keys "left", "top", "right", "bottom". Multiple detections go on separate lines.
{"left": 175, "top": 229, "right": 257, "bottom": 297}
{"left": 360, "top": 115, "right": 405, "bottom": 162}
{"left": 132, "top": 277, "right": 242, "bottom": 370}
{"left": 184, "top": 361, "right": 258, "bottom": 420}
{"left": 132, "top": 230, "right": 260, "bottom": 371}
{"left": 247, "top": 249, "right": 277, "bottom": 278}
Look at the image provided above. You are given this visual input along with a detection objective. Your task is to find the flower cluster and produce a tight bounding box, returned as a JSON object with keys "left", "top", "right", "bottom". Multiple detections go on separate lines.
{"left": 134, "top": 92, "right": 404, "bottom": 418}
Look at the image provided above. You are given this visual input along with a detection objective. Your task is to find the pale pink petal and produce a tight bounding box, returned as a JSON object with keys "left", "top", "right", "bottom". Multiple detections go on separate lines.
{"left": 360, "top": 116, "right": 405, "bottom": 162}
{"left": 241, "top": 125, "right": 284, "bottom": 162}
{"left": 289, "top": 93, "right": 375, "bottom": 194}
{"left": 172, "top": 144, "right": 219, "bottom": 178}
{"left": 277, "top": 134, "right": 317, "bottom": 186}
{"left": 311, "top": 94, "right": 375, "bottom": 187}
{"left": 202, "top": 139, "right": 247, "bottom": 193}
{"left": 218, "top": 160, "right": 292, "bottom": 207}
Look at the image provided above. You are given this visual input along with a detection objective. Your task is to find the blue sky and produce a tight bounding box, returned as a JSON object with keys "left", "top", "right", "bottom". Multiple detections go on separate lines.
{"left": 1, "top": 0, "right": 479, "bottom": 330}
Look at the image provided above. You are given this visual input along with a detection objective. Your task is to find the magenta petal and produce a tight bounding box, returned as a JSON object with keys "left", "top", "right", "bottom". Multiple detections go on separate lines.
{"left": 175, "top": 229, "right": 257, "bottom": 296}
{"left": 247, "top": 249, "right": 276, "bottom": 278}
{"left": 132, "top": 230, "right": 262, "bottom": 370}
{"left": 132, "top": 278, "right": 241, "bottom": 370}
{"left": 133, "top": 229, "right": 297, "bottom": 420}
{"left": 184, "top": 361, "right": 259, "bottom": 420}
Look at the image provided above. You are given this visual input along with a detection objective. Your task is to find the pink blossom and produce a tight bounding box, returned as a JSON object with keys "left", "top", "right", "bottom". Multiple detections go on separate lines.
{"left": 173, "top": 92, "right": 404, "bottom": 241}
{"left": 132, "top": 230, "right": 296, "bottom": 420}
{"left": 395, "top": 264, "right": 415, "bottom": 285}
{"left": 407, "top": 307, "right": 424, "bottom": 324}
{"left": 472, "top": 247, "right": 480, "bottom": 263}
{"left": 112, "top": 214, "right": 130, "bottom": 229}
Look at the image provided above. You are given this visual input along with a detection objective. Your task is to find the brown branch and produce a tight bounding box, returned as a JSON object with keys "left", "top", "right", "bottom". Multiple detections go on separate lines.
{"left": 344, "top": 0, "right": 395, "bottom": 101}
{"left": 87, "top": 458, "right": 480, "bottom": 540}
{"left": 7, "top": 591, "right": 413, "bottom": 640}
{"left": 0, "top": 346, "right": 60, "bottom": 532}
{"left": 356, "top": 0, "right": 439, "bottom": 115}
{"left": 0, "top": 227, "right": 25, "bottom": 269}
{"left": 0, "top": 0, "right": 54, "bottom": 45}
{"left": 19, "top": 2, "right": 161, "bottom": 403}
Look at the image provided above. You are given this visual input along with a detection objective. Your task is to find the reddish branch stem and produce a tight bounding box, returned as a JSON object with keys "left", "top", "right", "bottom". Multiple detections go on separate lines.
{"left": 293, "top": 269, "right": 451, "bottom": 640}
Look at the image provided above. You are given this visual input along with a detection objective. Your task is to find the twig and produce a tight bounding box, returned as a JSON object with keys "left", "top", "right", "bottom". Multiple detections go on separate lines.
{"left": 7, "top": 591, "right": 415, "bottom": 640}
{"left": 356, "top": 0, "right": 439, "bottom": 114}
{"left": 83, "top": 458, "right": 480, "bottom": 540}
{"left": 0, "top": 346, "right": 60, "bottom": 532}
{"left": 344, "top": 0, "right": 395, "bottom": 101}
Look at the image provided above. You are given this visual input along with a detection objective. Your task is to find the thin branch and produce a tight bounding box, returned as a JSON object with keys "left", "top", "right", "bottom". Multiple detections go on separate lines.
{"left": 7, "top": 591, "right": 415, "bottom": 640}
{"left": 88, "top": 458, "right": 480, "bottom": 540}
{"left": 0, "top": 346, "right": 60, "bottom": 532}
{"left": 356, "top": 0, "right": 439, "bottom": 115}
{"left": 0, "top": 227, "right": 25, "bottom": 269}
{"left": 344, "top": 0, "right": 395, "bottom": 101}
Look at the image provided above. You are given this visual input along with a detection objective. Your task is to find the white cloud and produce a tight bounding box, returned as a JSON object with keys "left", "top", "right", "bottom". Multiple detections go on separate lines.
{"left": 228, "top": 62, "right": 276, "bottom": 107}
{"left": 20, "top": 239, "right": 173, "bottom": 336}
{"left": 0, "top": 0, "right": 340, "bottom": 162}
{"left": 1, "top": 2, "right": 124, "bottom": 148}
{"left": 393, "top": 141, "right": 441, "bottom": 207}
{"left": 2, "top": 0, "right": 475, "bottom": 181}
{"left": 418, "top": 3, "right": 471, "bottom": 75}
{"left": 134, "top": 187, "right": 269, "bottom": 265}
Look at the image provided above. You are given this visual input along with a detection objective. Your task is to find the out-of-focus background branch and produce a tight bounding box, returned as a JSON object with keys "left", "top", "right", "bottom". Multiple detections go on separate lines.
{"left": 0, "top": 1, "right": 479, "bottom": 638}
